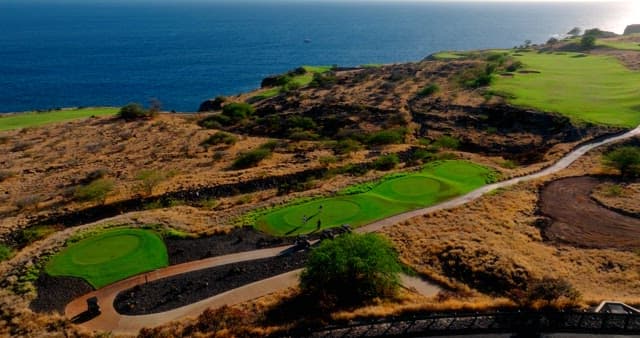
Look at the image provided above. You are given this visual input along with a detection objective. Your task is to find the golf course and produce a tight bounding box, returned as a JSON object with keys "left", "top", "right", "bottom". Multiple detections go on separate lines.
{"left": 45, "top": 228, "right": 168, "bottom": 288}
{"left": 256, "top": 160, "right": 497, "bottom": 236}
{"left": 492, "top": 51, "right": 640, "bottom": 127}
{"left": 0, "top": 107, "right": 118, "bottom": 131}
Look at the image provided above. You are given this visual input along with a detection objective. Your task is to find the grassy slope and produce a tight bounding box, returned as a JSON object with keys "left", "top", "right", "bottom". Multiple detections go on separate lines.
{"left": 251, "top": 65, "right": 332, "bottom": 100}
{"left": 0, "top": 107, "right": 118, "bottom": 131}
{"left": 257, "top": 161, "right": 495, "bottom": 236}
{"left": 492, "top": 51, "right": 640, "bottom": 127}
{"left": 597, "top": 40, "right": 640, "bottom": 51}
{"left": 45, "top": 228, "right": 168, "bottom": 288}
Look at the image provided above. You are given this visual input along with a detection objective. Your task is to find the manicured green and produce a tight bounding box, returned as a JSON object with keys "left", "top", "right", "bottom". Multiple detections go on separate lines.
{"left": 492, "top": 51, "right": 640, "bottom": 127}
{"left": 432, "top": 51, "right": 468, "bottom": 60}
{"left": 45, "top": 228, "right": 168, "bottom": 288}
{"left": 0, "top": 107, "right": 118, "bottom": 131}
{"left": 256, "top": 160, "right": 496, "bottom": 236}
{"left": 597, "top": 39, "right": 640, "bottom": 51}
{"left": 302, "top": 65, "right": 333, "bottom": 73}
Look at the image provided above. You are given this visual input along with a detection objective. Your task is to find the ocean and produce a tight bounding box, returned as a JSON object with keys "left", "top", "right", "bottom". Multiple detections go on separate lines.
{"left": 0, "top": 1, "right": 635, "bottom": 113}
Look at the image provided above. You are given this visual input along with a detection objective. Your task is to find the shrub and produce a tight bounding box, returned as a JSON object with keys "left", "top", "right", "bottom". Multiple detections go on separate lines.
{"left": 201, "top": 132, "right": 238, "bottom": 147}
{"left": 505, "top": 60, "right": 524, "bottom": 72}
{"left": 117, "top": 102, "right": 157, "bottom": 120}
{"left": 373, "top": 154, "right": 400, "bottom": 171}
{"left": 365, "top": 129, "right": 406, "bottom": 146}
{"left": 300, "top": 233, "right": 402, "bottom": 308}
{"left": 319, "top": 155, "right": 337, "bottom": 166}
{"left": 604, "top": 184, "right": 624, "bottom": 197}
{"left": 418, "top": 84, "right": 440, "bottom": 97}
{"left": 309, "top": 72, "right": 338, "bottom": 88}
{"left": 521, "top": 277, "right": 581, "bottom": 308}
{"left": 232, "top": 148, "right": 271, "bottom": 169}
{"left": 15, "top": 195, "right": 41, "bottom": 211}
{"left": 580, "top": 35, "right": 596, "bottom": 49}
{"left": 0, "top": 244, "right": 12, "bottom": 261}
{"left": 0, "top": 170, "right": 15, "bottom": 182}
{"left": 135, "top": 169, "right": 174, "bottom": 196}
{"left": 74, "top": 178, "right": 115, "bottom": 204}
{"left": 407, "top": 148, "right": 434, "bottom": 165}
{"left": 222, "top": 103, "right": 254, "bottom": 122}
{"left": 433, "top": 135, "right": 461, "bottom": 150}
{"left": 603, "top": 146, "right": 640, "bottom": 177}
{"left": 333, "top": 139, "right": 362, "bottom": 155}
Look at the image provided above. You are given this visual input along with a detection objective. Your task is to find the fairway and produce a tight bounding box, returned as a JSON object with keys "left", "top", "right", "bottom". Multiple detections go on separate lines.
{"left": 492, "top": 51, "right": 640, "bottom": 127}
{"left": 0, "top": 107, "right": 118, "bottom": 131}
{"left": 257, "top": 160, "right": 495, "bottom": 236}
{"left": 46, "top": 228, "right": 168, "bottom": 288}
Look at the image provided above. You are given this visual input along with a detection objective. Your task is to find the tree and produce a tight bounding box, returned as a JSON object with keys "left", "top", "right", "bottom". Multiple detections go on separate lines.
{"left": 522, "top": 277, "right": 581, "bottom": 308}
{"left": 135, "top": 169, "right": 173, "bottom": 196}
{"left": 300, "top": 233, "right": 402, "bottom": 307}
{"left": 546, "top": 37, "right": 559, "bottom": 45}
{"left": 117, "top": 102, "right": 157, "bottom": 120}
{"left": 567, "top": 27, "right": 581, "bottom": 36}
{"left": 74, "top": 178, "right": 115, "bottom": 204}
{"left": 580, "top": 35, "right": 596, "bottom": 49}
{"left": 603, "top": 146, "right": 640, "bottom": 177}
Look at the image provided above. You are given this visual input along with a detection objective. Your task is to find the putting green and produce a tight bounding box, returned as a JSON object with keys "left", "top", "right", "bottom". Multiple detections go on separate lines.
{"left": 257, "top": 160, "right": 496, "bottom": 236}
{"left": 46, "top": 228, "right": 168, "bottom": 288}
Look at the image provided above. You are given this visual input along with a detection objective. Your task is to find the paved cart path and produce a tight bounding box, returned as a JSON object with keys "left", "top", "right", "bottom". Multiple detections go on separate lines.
{"left": 66, "top": 125, "right": 640, "bottom": 335}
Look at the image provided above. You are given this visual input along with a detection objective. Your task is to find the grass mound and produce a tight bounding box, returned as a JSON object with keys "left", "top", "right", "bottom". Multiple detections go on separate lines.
{"left": 45, "top": 228, "right": 168, "bottom": 288}
{"left": 256, "top": 160, "right": 496, "bottom": 236}
{"left": 0, "top": 107, "right": 118, "bottom": 131}
{"left": 492, "top": 51, "right": 640, "bottom": 127}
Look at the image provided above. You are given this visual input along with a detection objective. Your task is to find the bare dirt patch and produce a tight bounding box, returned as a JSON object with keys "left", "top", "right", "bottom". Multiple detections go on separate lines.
{"left": 539, "top": 176, "right": 640, "bottom": 250}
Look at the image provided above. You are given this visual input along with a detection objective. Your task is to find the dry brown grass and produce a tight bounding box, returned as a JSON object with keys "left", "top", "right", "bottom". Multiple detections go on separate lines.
{"left": 382, "top": 149, "right": 640, "bottom": 305}
{"left": 592, "top": 181, "right": 640, "bottom": 215}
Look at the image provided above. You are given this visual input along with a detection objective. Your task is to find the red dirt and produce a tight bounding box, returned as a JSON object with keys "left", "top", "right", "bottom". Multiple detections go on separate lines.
{"left": 539, "top": 176, "right": 640, "bottom": 250}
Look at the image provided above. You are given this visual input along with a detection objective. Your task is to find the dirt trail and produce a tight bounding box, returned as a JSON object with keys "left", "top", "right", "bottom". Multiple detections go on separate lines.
{"left": 66, "top": 125, "right": 640, "bottom": 335}
{"left": 540, "top": 176, "right": 640, "bottom": 249}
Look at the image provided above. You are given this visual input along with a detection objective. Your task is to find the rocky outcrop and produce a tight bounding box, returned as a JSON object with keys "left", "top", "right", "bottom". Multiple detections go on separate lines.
{"left": 624, "top": 24, "right": 640, "bottom": 35}
{"left": 198, "top": 96, "right": 226, "bottom": 112}
{"left": 409, "top": 99, "right": 620, "bottom": 164}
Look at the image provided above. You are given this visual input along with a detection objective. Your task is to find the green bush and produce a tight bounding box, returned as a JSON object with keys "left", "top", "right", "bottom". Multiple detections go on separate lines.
{"left": 222, "top": 103, "right": 255, "bottom": 122}
{"left": 365, "top": 129, "right": 406, "bottom": 146}
{"left": 0, "top": 170, "right": 15, "bottom": 182}
{"left": 333, "top": 139, "right": 362, "bottom": 155}
{"left": 309, "top": 72, "right": 338, "bottom": 88}
{"left": 581, "top": 35, "right": 596, "bottom": 49}
{"left": 418, "top": 84, "right": 440, "bottom": 97}
{"left": 201, "top": 132, "right": 238, "bottom": 147}
{"left": 74, "top": 178, "right": 115, "bottom": 204}
{"left": 603, "top": 146, "right": 640, "bottom": 177}
{"left": 433, "top": 135, "right": 461, "bottom": 150}
{"left": 373, "top": 154, "right": 400, "bottom": 171}
{"left": 300, "top": 233, "right": 402, "bottom": 308}
{"left": 0, "top": 244, "right": 13, "bottom": 261}
{"left": 135, "top": 169, "right": 174, "bottom": 196}
{"left": 232, "top": 148, "right": 272, "bottom": 169}
{"left": 522, "top": 277, "right": 581, "bottom": 307}
{"left": 118, "top": 103, "right": 157, "bottom": 120}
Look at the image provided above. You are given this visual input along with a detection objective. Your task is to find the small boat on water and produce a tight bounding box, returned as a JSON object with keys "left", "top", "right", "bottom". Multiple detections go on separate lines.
{"left": 304, "top": 38, "right": 311, "bottom": 43}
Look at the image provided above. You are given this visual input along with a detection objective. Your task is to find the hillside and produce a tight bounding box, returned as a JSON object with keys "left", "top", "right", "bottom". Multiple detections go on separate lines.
{"left": 1, "top": 33, "right": 640, "bottom": 337}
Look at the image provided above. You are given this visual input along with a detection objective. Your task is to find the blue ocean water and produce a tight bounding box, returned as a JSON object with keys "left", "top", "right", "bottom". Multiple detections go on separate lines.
{"left": 0, "top": 1, "right": 634, "bottom": 113}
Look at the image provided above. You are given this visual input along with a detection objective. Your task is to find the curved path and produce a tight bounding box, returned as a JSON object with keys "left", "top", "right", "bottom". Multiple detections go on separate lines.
{"left": 66, "top": 125, "right": 640, "bottom": 335}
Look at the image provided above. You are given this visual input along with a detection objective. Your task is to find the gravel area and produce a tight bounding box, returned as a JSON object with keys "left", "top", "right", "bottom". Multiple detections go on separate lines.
{"left": 114, "top": 251, "right": 308, "bottom": 315}
{"left": 166, "top": 226, "right": 297, "bottom": 265}
{"left": 30, "top": 274, "right": 93, "bottom": 314}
